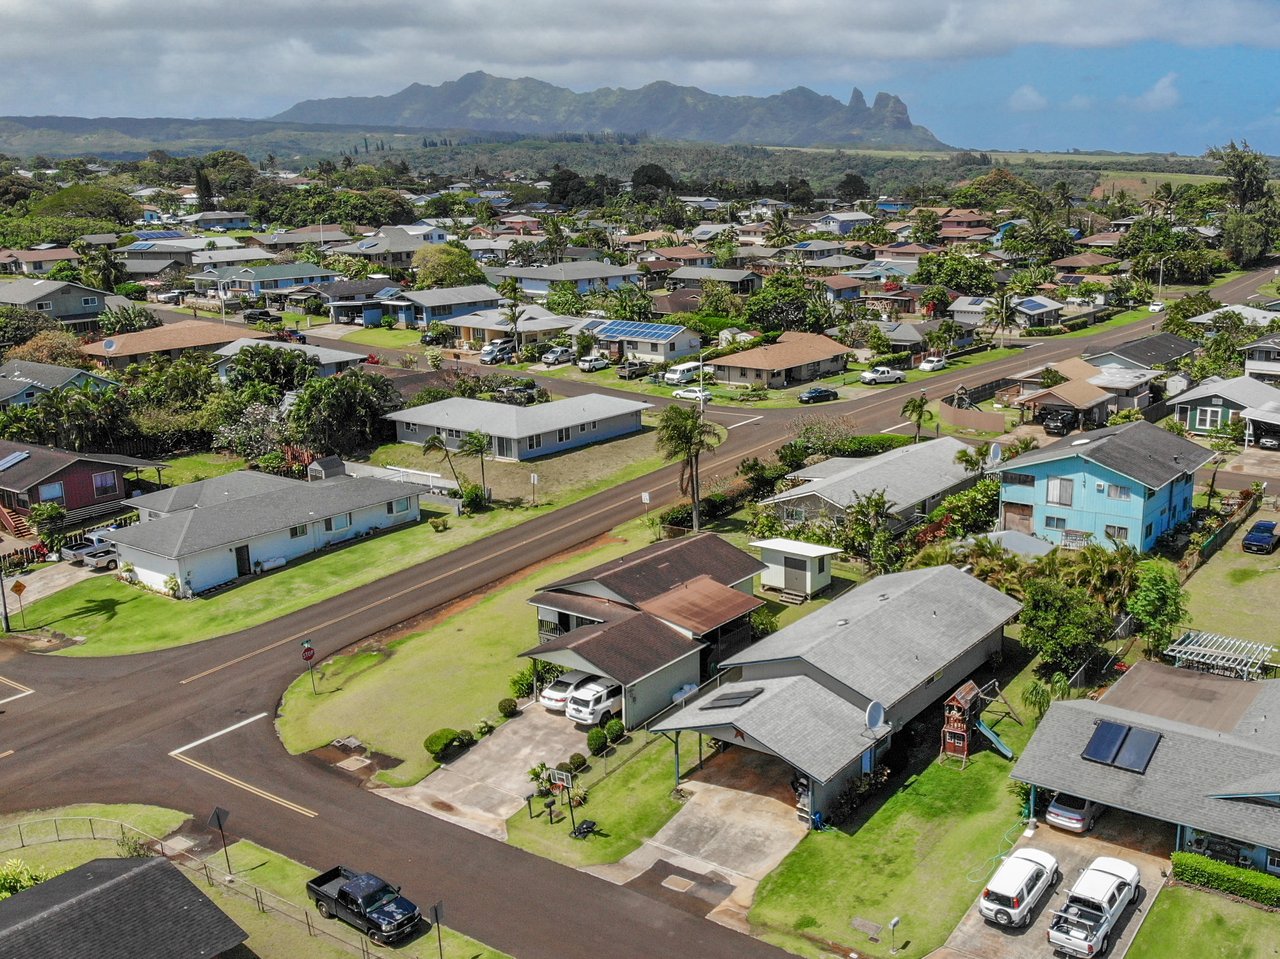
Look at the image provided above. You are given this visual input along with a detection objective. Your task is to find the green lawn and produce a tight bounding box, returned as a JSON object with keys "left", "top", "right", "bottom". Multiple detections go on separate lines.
{"left": 277, "top": 519, "right": 652, "bottom": 786}
{"left": 342, "top": 326, "right": 425, "bottom": 350}
{"left": 1126, "top": 885, "right": 1280, "bottom": 959}
{"left": 505, "top": 736, "right": 683, "bottom": 867}
{"left": 159, "top": 452, "right": 246, "bottom": 486}
{"left": 750, "top": 650, "right": 1040, "bottom": 959}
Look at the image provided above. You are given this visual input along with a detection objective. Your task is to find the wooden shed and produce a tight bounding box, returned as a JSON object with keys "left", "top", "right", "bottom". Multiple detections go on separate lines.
{"left": 751, "top": 538, "right": 841, "bottom": 601}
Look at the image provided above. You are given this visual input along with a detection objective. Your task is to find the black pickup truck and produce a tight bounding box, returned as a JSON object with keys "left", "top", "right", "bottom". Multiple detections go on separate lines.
{"left": 306, "top": 866, "right": 423, "bottom": 944}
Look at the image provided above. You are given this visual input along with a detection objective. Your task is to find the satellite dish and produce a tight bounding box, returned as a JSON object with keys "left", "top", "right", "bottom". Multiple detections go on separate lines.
{"left": 866, "top": 700, "right": 885, "bottom": 730}
{"left": 987, "top": 443, "right": 1002, "bottom": 466}
{"left": 102, "top": 338, "right": 117, "bottom": 353}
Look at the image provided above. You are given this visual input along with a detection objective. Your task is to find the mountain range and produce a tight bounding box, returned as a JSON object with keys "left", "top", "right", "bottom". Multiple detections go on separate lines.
{"left": 273, "top": 71, "right": 948, "bottom": 149}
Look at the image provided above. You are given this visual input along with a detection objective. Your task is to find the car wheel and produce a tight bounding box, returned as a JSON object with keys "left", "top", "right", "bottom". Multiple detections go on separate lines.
{"left": 316, "top": 900, "right": 332, "bottom": 919}
{"left": 994, "top": 909, "right": 1012, "bottom": 926}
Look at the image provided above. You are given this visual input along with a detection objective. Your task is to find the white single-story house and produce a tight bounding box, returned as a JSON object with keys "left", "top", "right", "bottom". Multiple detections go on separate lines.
{"left": 386, "top": 394, "right": 651, "bottom": 461}
{"left": 211, "top": 339, "right": 367, "bottom": 381}
{"left": 108, "top": 472, "right": 426, "bottom": 595}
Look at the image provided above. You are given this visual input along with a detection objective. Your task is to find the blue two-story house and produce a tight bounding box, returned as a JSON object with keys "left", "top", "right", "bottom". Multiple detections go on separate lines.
{"left": 995, "top": 420, "right": 1213, "bottom": 551}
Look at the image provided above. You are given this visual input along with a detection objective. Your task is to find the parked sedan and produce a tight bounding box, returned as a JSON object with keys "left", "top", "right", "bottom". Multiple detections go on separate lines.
{"left": 1243, "top": 520, "right": 1280, "bottom": 554}
{"left": 798, "top": 386, "right": 839, "bottom": 404}
{"left": 918, "top": 356, "right": 948, "bottom": 372}
{"left": 539, "top": 670, "right": 601, "bottom": 712}
{"left": 672, "top": 386, "right": 712, "bottom": 402}
{"left": 978, "top": 847, "right": 1059, "bottom": 928}
{"left": 1046, "top": 792, "right": 1106, "bottom": 833}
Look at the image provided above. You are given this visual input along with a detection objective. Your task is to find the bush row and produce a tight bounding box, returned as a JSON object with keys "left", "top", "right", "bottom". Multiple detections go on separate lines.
{"left": 1171, "top": 851, "right": 1280, "bottom": 907}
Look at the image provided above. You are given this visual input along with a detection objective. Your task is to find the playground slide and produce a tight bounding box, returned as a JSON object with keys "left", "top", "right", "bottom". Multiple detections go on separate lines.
{"left": 975, "top": 718, "right": 1014, "bottom": 759}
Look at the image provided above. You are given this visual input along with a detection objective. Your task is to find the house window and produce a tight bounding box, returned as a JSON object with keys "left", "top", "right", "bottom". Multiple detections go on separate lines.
{"left": 1003, "top": 472, "right": 1035, "bottom": 487}
{"left": 81, "top": 296, "right": 98, "bottom": 307}
{"left": 1196, "top": 406, "right": 1224, "bottom": 431}
{"left": 1047, "top": 476, "right": 1073, "bottom": 506}
{"left": 37, "top": 481, "right": 64, "bottom": 505}
{"left": 289, "top": 524, "right": 307, "bottom": 538}
{"left": 528, "top": 433, "right": 543, "bottom": 451}
{"left": 91, "top": 470, "right": 119, "bottom": 498}
{"left": 557, "top": 427, "right": 572, "bottom": 443}
{"left": 1106, "top": 484, "right": 1131, "bottom": 500}
{"left": 1044, "top": 516, "right": 1066, "bottom": 530}
{"left": 35, "top": 300, "right": 52, "bottom": 312}
{"left": 404, "top": 422, "right": 418, "bottom": 434}
{"left": 1105, "top": 525, "right": 1129, "bottom": 541}
{"left": 324, "top": 513, "right": 351, "bottom": 532}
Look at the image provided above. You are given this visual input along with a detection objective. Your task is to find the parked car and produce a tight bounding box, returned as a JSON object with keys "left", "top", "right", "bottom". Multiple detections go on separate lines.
{"left": 539, "top": 670, "right": 601, "bottom": 712}
{"left": 979, "top": 847, "right": 1059, "bottom": 928}
{"left": 617, "top": 360, "right": 652, "bottom": 380}
{"left": 859, "top": 366, "right": 906, "bottom": 385}
{"left": 306, "top": 866, "right": 423, "bottom": 944}
{"left": 918, "top": 356, "right": 948, "bottom": 372}
{"left": 798, "top": 386, "right": 839, "bottom": 404}
{"left": 1047, "top": 857, "right": 1141, "bottom": 958}
{"left": 672, "top": 386, "right": 712, "bottom": 402}
{"left": 540, "top": 346, "right": 573, "bottom": 365}
{"left": 577, "top": 355, "right": 610, "bottom": 373}
{"left": 80, "top": 544, "right": 119, "bottom": 570}
{"left": 62, "top": 530, "right": 115, "bottom": 564}
{"left": 479, "top": 341, "right": 516, "bottom": 365}
{"left": 1046, "top": 792, "right": 1106, "bottom": 833}
{"left": 1242, "top": 520, "right": 1280, "bottom": 554}
{"left": 1042, "top": 410, "right": 1079, "bottom": 436}
{"left": 565, "top": 679, "right": 624, "bottom": 726}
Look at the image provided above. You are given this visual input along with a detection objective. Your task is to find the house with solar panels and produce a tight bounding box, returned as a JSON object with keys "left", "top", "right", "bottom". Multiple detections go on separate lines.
{"left": 579, "top": 318, "right": 702, "bottom": 363}
{"left": 1012, "top": 656, "right": 1280, "bottom": 875}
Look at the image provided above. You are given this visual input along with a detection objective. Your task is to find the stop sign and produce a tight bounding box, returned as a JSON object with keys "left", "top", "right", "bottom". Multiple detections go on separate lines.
{"left": 302, "top": 647, "right": 315, "bottom": 662}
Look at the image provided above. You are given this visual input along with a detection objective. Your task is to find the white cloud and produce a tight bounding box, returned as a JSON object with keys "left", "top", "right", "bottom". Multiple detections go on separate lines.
{"left": 1118, "top": 73, "right": 1181, "bottom": 111}
{"left": 1007, "top": 85, "right": 1048, "bottom": 112}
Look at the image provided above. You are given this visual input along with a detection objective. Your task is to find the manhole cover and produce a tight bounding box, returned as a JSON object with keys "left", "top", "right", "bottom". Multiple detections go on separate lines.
{"left": 850, "top": 917, "right": 882, "bottom": 938}
{"left": 661, "top": 875, "right": 696, "bottom": 893}
{"left": 336, "top": 756, "right": 371, "bottom": 771}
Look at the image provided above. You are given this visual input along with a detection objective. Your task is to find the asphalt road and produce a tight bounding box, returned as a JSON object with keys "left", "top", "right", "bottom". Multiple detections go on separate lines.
{"left": 0, "top": 281, "right": 1273, "bottom": 958}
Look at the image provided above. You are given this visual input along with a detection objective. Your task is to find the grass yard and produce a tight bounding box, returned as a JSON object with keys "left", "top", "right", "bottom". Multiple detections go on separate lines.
{"left": 505, "top": 736, "right": 683, "bottom": 868}
{"left": 1127, "top": 885, "right": 1280, "bottom": 959}
{"left": 276, "top": 519, "right": 652, "bottom": 786}
{"left": 749, "top": 650, "right": 1041, "bottom": 959}
{"left": 158, "top": 452, "right": 246, "bottom": 486}
{"left": 342, "top": 326, "right": 426, "bottom": 350}
{"left": 1184, "top": 507, "right": 1280, "bottom": 646}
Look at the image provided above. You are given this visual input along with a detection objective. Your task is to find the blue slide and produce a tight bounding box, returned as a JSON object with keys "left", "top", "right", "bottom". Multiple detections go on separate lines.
{"left": 975, "top": 719, "right": 1014, "bottom": 759}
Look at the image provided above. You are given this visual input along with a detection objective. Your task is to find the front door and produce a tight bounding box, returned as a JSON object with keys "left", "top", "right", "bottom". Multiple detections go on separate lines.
{"left": 234, "top": 544, "right": 251, "bottom": 577}
{"left": 1002, "top": 503, "right": 1033, "bottom": 533}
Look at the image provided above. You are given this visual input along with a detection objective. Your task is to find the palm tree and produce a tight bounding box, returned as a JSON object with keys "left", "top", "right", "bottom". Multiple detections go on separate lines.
{"left": 421, "top": 433, "right": 461, "bottom": 491}
{"left": 901, "top": 393, "right": 933, "bottom": 443}
{"left": 984, "top": 293, "right": 1018, "bottom": 347}
{"left": 458, "top": 431, "right": 493, "bottom": 499}
{"left": 655, "top": 405, "right": 722, "bottom": 531}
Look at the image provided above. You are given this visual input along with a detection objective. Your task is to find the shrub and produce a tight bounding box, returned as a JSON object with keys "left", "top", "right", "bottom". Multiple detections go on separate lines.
{"left": 604, "top": 717, "right": 625, "bottom": 744}
{"left": 587, "top": 727, "right": 608, "bottom": 756}
{"left": 498, "top": 697, "right": 519, "bottom": 718}
{"left": 568, "top": 752, "right": 588, "bottom": 772}
{"left": 424, "top": 728, "right": 460, "bottom": 760}
{"left": 455, "top": 728, "right": 476, "bottom": 748}
{"left": 1171, "top": 852, "right": 1280, "bottom": 907}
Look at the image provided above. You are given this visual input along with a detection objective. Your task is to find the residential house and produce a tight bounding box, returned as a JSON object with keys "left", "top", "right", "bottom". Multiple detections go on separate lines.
{"left": 178, "top": 210, "right": 253, "bottom": 230}
{"left": 1013, "top": 659, "right": 1280, "bottom": 877}
{"left": 709, "top": 332, "right": 852, "bottom": 388}
{"left": 387, "top": 394, "right": 651, "bottom": 461}
{"left": 1084, "top": 332, "right": 1198, "bottom": 371}
{"left": 495, "top": 262, "right": 642, "bottom": 297}
{"left": 813, "top": 211, "right": 874, "bottom": 235}
{"left": 521, "top": 533, "right": 766, "bottom": 725}
{"left": 1172, "top": 375, "right": 1280, "bottom": 435}
{"left": 0, "top": 360, "right": 115, "bottom": 409}
{"left": 653, "top": 566, "right": 1021, "bottom": 823}
{"left": 762, "top": 437, "right": 975, "bottom": 531}
{"left": 187, "top": 264, "right": 340, "bottom": 297}
{"left": 109, "top": 471, "right": 426, "bottom": 595}
{"left": 1240, "top": 332, "right": 1280, "bottom": 385}
{"left": 666, "top": 266, "right": 762, "bottom": 295}
{"left": 382, "top": 283, "right": 501, "bottom": 330}
{"left": 0, "top": 278, "right": 127, "bottom": 333}
{"left": 996, "top": 420, "right": 1213, "bottom": 550}
{"left": 0, "top": 439, "right": 162, "bottom": 531}
{"left": 81, "top": 320, "right": 268, "bottom": 371}
{"left": 211, "top": 338, "right": 367, "bottom": 381}
{"left": 579, "top": 318, "right": 701, "bottom": 363}
{"left": 0, "top": 856, "right": 247, "bottom": 959}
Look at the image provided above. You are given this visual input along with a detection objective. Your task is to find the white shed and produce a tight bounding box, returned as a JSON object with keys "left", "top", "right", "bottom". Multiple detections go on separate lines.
{"left": 751, "top": 538, "right": 841, "bottom": 599}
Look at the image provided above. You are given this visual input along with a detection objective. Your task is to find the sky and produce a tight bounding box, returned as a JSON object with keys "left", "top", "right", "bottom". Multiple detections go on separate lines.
{"left": 6, "top": 0, "right": 1280, "bottom": 154}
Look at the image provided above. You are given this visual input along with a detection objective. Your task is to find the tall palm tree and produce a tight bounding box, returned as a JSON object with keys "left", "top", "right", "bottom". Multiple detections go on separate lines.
{"left": 458, "top": 431, "right": 493, "bottom": 499}
{"left": 655, "top": 405, "right": 722, "bottom": 531}
{"left": 900, "top": 393, "right": 933, "bottom": 443}
{"left": 421, "top": 433, "right": 461, "bottom": 491}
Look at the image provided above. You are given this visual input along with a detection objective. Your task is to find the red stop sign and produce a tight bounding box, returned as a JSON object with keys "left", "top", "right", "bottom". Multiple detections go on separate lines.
{"left": 302, "top": 647, "right": 315, "bottom": 662}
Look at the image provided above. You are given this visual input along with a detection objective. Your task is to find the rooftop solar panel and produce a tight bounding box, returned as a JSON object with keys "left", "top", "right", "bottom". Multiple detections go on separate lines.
{"left": 1082, "top": 720, "right": 1129, "bottom": 765}
{"left": 1113, "top": 726, "right": 1161, "bottom": 774}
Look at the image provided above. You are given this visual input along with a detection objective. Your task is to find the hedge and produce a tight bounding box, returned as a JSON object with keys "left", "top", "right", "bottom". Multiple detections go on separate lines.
{"left": 1171, "top": 851, "right": 1280, "bottom": 907}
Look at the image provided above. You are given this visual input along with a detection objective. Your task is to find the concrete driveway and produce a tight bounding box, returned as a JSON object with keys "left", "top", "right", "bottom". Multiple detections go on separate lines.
{"left": 379, "top": 704, "right": 587, "bottom": 840}
{"left": 935, "top": 810, "right": 1169, "bottom": 959}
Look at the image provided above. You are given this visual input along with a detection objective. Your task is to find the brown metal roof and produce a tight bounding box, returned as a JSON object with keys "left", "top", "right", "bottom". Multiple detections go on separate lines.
{"left": 637, "top": 575, "right": 762, "bottom": 635}
{"left": 520, "top": 611, "right": 702, "bottom": 684}
{"left": 1100, "top": 660, "right": 1261, "bottom": 734}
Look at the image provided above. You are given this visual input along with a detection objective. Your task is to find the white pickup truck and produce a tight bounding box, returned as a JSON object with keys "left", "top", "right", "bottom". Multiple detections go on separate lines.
{"left": 1047, "top": 856, "right": 1140, "bottom": 957}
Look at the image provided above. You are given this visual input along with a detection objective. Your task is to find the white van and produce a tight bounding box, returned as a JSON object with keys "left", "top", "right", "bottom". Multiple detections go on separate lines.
{"left": 663, "top": 361, "right": 703, "bottom": 385}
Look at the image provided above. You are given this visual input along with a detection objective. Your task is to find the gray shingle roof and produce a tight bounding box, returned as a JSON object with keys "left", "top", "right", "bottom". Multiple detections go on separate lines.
{"left": 765, "top": 437, "right": 972, "bottom": 511}
{"left": 723, "top": 566, "right": 1022, "bottom": 709}
{"left": 387, "top": 394, "right": 650, "bottom": 438}
{"left": 1173, "top": 374, "right": 1280, "bottom": 408}
{"left": 130, "top": 470, "right": 297, "bottom": 514}
{"left": 996, "top": 420, "right": 1214, "bottom": 490}
{"left": 107, "top": 475, "right": 425, "bottom": 558}
{"left": 0, "top": 856, "right": 246, "bottom": 959}
{"left": 212, "top": 338, "right": 366, "bottom": 367}
{"left": 650, "top": 675, "right": 881, "bottom": 781}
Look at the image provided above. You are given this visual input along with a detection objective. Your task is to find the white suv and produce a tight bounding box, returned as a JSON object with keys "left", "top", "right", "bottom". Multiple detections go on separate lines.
{"left": 565, "top": 679, "right": 623, "bottom": 726}
{"left": 978, "top": 847, "right": 1059, "bottom": 928}
{"left": 538, "top": 670, "right": 600, "bottom": 712}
